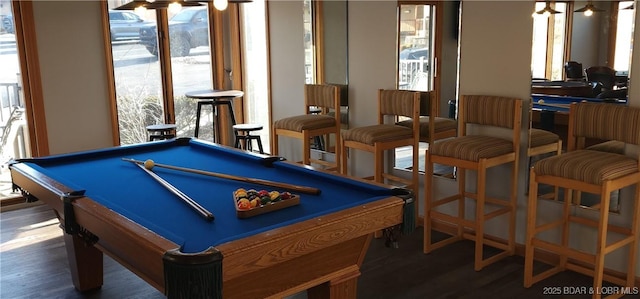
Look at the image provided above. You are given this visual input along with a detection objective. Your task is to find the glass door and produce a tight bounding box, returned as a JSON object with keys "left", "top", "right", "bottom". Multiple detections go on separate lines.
{"left": 0, "top": 1, "right": 30, "bottom": 201}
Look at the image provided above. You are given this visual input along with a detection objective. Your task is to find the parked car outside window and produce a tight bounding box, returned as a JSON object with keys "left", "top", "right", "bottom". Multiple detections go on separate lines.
{"left": 1, "top": 15, "right": 13, "bottom": 34}
{"left": 399, "top": 47, "right": 428, "bottom": 60}
{"left": 139, "top": 7, "right": 209, "bottom": 57}
{"left": 108, "top": 10, "right": 154, "bottom": 41}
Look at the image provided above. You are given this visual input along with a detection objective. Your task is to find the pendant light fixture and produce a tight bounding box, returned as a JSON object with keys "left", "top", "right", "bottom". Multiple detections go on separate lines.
{"left": 574, "top": 1, "right": 605, "bottom": 16}
{"left": 534, "top": 1, "right": 562, "bottom": 17}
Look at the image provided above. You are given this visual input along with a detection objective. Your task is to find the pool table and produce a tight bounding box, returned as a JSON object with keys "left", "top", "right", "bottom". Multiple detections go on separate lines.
{"left": 9, "top": 138, "right": 411, "bottom": 299}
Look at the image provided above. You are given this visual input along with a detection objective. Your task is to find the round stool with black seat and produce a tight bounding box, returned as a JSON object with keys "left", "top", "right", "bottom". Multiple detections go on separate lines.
{"left": 233, "top": 123, "right": 264, "bottom": 154}
{"left": 146, "top": 124, "right": 177, "bottom": 141}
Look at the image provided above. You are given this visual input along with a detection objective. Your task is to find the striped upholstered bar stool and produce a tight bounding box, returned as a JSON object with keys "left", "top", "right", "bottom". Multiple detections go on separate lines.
{"left": 424, "top": 95, "right": 523, "bottom": 271}
{"left": 340, "top": 89, "right": 421, "bottom": 222}
{"left": 272, "top": 84, "right": 341, "bottom": 169}
{"left": 525, "top": 102, "right": 640, "bottom": 299}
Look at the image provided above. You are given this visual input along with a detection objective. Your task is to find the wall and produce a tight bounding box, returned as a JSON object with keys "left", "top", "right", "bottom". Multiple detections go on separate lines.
{"left": 32, "top": 0, "right": 113, "bottom": 155}
{"left": 267, "top": 0, "right": 306, "bottom": 162}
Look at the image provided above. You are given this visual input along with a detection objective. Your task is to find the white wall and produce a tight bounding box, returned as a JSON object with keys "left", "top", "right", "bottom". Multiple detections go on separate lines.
{"left": 32, "top": 0, "right": 113, "bottom": 155}
{"left": 345, "top": 0, "right": 397, "bottom": 178}
{"left": 457, "top": 1, "right": 534, "bottom": 241}
{"left": 267, "top": 0, "right": 306, "bottom": 162}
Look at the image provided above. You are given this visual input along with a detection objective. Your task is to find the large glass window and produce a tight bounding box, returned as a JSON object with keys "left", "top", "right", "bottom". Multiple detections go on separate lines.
{"left": 0, "top": 1, "right": 30, "bottom": 201}
{"left": 107, "top": 1, "right": 214, "bottom": 145}
{"left": 240, "top": 0, "right": 270, "bottom": 153}
{"left": 531, "top": 2, "right": 568, "bottom": 80}
{"left": 613, "top": 1, "right": 634, "bottom": 72}
{"left": 107, "top": 7, "right": 165, "bottom": 144}
{"left": 398, "top": 4, "right": 434, "bottom": 91}
{"left": 303, "top": 0, "right": 316, "bottom": 84}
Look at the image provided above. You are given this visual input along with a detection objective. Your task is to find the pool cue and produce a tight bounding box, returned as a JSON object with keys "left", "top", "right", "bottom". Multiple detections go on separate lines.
{"left": 123, "top": 158, "right": 321, "bottom": 195}
{"left": 133, "top": 163, "right": 214, "bottom": 221}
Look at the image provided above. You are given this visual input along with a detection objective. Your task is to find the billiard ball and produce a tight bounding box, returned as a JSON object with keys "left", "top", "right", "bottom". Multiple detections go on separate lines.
{"left": 144, "top": 159, "right": 155, "bottom": 170}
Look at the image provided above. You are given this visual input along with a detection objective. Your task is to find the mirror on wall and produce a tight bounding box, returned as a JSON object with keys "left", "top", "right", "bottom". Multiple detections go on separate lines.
{"left": 393, "top": 1, "right": 460, "bottom": 178}
{"left": 529, "top": 0, "right": 635, "bottom": 213}
{"left": 303, "top": 0, "right": 348, "bottom": 159}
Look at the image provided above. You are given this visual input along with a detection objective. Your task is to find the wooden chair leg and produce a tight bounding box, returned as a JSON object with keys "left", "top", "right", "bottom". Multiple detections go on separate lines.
{"left": 524, "top": 168, "right": 538, "bottom": 288}
{"left": 412, "top": 142, "right": 419, "bottom": 226}
{"left": 474, "top": 162, "right": 487, "bottom": 272}
{"left": 272, "top": 129, "right": 279, "bottom": 156}
{"left": 508, "top": 156, "right": 518, "bottom": 254}
{"left": 302, "top": 132, "right": 311, "bottom": 165}
{"left": 374, "top": 147, "right": 384, "bottom": 183}
{"left": 560, "top": 186, "right": 572, "bottom": 269}
{"left": 457, "top": 168, "right": 466, "bottom": 238}
{"left": 423, "top": 149, "right": 433, "bottom": 253}
{"left": 334, "top": 131, "right": 341, "bottom": 170}
{"left": 593, "top": 188, "right": 612, "bottom": 299}
{"left": 340, "top": 143, "right": 348, "bottom": 175}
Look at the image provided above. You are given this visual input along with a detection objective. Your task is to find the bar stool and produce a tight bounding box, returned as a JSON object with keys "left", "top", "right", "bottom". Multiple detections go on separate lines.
{"left": 340, "top": 89, "right": 421, "bottom": 211}
{"left": 424, "top": 95, "right": 523, "bottom": 271}
{"left": 525, "top": 103, "right": 640, "bottom": 299}
{"left": 185, "top": 90, "right": 244, "bottom": 144}
{"left": 146, "top": 124, "right": 177, "bottom": 141}
{"left": 233, "top": 124, "right": 264, "bottom": 154}
{"left": 273, "top": 84, "right": 341, "bottom": 169}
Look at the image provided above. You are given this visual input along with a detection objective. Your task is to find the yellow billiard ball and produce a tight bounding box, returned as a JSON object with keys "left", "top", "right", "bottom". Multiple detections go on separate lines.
{"left": 144, "top": 159, "right": 155, "bottom": 170}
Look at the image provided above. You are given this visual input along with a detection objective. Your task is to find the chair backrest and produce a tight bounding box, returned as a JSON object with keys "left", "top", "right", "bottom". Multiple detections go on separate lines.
{"left": 585, "top": 66, "right": 616, "bottom": 91}
{"left": 568, "top": 103, "right": 640, "bottom": 150}
{"left": 378, "top": 89, "right": 421, "bottom": 121}
{"left": 564, "top": 61, "right": 584, "bottom": 80}
{"left": 305, "top": 84, "right": 340, "bottom": 110}
{"left": 460, "top": 95, "right": 522, "bottom": 129}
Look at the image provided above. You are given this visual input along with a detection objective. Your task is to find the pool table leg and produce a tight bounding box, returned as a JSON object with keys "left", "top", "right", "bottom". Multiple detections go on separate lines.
{"left": 307, "top": 268, "right": 360, "bottom": 299}
{"left": 63, "top": 233, "right": 103, "bottom": 291}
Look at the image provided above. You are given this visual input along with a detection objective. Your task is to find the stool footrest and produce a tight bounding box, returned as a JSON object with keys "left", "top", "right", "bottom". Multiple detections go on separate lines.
{"left": 532, "top": 238, "right": 595, "bottom": 264}
{"left": 568, "top": 215, "right": 633, "bottom": 235}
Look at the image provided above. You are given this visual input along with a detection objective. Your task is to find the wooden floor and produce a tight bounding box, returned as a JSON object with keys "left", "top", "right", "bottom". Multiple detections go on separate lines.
{"left": 1, "top": 204, "right": 608, "bottom": 298}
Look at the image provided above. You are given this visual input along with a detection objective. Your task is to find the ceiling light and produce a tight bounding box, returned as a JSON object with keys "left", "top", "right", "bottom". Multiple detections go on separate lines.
{"left": 574, "top": 1, "right": 605, "bottom": 16}
{"left": 534, "top": 1, "right": 562, "bottom": 17}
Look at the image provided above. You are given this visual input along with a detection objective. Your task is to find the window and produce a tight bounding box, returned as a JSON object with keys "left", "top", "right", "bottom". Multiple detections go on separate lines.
{"left": 0, "top": 1, "right": 46, "bottom": 204}
{"left": 239, "top": 0, "right": 270, "bottom": 152}
{"left": 531, "top": 1, "right": 568, "bottom": 80}
{"left": 105, "top": 2, "right": 215, "bottom": 145}
{"left": 613, "top": 1, "right": 634, "bottom": 72}
{"left": 398, "top": 4, "right": 434, "bottom": 91}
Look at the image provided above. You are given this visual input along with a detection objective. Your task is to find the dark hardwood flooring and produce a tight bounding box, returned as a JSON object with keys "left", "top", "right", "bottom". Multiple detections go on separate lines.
{"left": 1, "top": 204, "right": 613, "bottom": 299}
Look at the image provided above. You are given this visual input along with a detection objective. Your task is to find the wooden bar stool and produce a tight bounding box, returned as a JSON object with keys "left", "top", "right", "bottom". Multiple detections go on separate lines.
{"left": 146, "top": 124, "right": 177, "bottom": 141}
{"left": 233, "top": 124, "right": 264, "bottom": 154}
{"left": 524, "top": 103, "right": 640, "bottom": 299}
{"left": 273, "top": 84, "right": 341, "bottom": 169}
{"left": 340, "top": 89, "right": 421, "bottom": 225}
{"left": 424, "top": 95, "right": 523, "bottom": 271}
